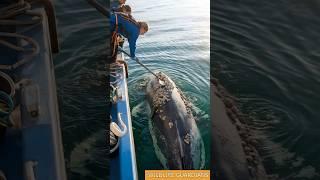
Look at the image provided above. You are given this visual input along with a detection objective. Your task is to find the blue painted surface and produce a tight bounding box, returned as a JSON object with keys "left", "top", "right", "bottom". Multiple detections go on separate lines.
{"left": 0, "top": 6, "right": 66, "bottom": 180}
{"left": 110, "top": 55, "right": 138, "bottom": 180}
{"left": 0, "top": 130, "right": 23, "bottom": 180}
{"left": 23, "top": 125, "right": 56, "bottom": 180}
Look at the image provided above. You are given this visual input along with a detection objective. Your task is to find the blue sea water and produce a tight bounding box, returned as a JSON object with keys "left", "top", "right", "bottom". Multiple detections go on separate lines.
{"left": 54, "top": 0, "right": 210, "bottom": 179}
{"left": 213, "top": 0, "right": 320, "bottom": 179}
{"left": 126, "top": 0, "right": 210, "bottom": 176}
{"left": 54, "top": 0, "right": 320, "bottom": 179}
{"left": 54, "top": 1, "right": 108, "bottom": 179}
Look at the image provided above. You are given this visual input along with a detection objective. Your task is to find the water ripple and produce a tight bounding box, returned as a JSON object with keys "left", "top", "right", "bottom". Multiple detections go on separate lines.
{"left": 213, "top": 0, "right": 320, "bottom": 178}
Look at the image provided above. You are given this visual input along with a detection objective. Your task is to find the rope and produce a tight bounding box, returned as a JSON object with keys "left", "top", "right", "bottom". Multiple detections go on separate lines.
{"left": 0, "top": 32, "right": 40, "bottom": 70}
{"left": 0, "top": 12, "right": 42, "bottom": 26}
{"left": 111, "top": 14, "right": 119, "bottom": 58}
{"left": 0, "top": 0, "right": 30, "bottom": 19}
{"left": 110, "top": 130, "right": 119, "bottom": 154}
{"left": 0, "top": 0, "right": 41, "bottom": 70}
{"left": 0, "top": 91, "right": 14, "bottom": 127}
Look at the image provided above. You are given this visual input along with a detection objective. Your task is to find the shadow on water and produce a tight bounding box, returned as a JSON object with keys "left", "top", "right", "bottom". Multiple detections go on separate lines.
{"left": 212, "top": 0, "right": 320, "bottom": 179}
{"left": 53, "top": 0, "right": 109, "bottom": 179}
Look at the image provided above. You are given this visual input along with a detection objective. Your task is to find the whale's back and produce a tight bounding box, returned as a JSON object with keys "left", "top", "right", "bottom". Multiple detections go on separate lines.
{"left": 146, "top": 73, "right": 205, "bottom": 169}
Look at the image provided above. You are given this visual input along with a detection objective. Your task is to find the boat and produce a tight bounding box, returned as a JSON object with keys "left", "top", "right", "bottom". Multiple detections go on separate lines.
{"left": 0, "top": 1, "right": 66, "bottom": 179}
{"left": 82, "top": 1, "right": 138, "bottom": 179}
{"left": 109, "top": 39, "right": 138, "bottom": 180}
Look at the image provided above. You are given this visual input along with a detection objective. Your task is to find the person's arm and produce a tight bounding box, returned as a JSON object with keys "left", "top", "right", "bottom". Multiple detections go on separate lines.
{"left": 128, "top": 36, "right": 137, "bottom": 58}
{"left": 86, "top": 0, "right": 109, "bottom": 17}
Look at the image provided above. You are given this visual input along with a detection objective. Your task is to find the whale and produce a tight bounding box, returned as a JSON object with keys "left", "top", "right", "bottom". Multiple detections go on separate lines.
{"left": 211, "top": 77, "right": 270, "bottom": 180}
{"left": 145, "top": 72, "right": 205, "bottom": 170}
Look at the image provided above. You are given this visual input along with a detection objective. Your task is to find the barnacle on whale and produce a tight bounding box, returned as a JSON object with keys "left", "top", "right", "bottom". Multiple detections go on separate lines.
{"left": 146, "top": 73, "right": 204, "bottom": 169}
{"left": 212, "top": 77, "right": 270, "bottom": 179}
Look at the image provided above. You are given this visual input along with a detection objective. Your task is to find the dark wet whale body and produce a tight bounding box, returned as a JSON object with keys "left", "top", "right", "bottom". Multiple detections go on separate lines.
{"left": 211, "top": 78, "right": 271, "bottom": 180}
{"left": 146, "top": 72, "right": 205, "bottom": 170}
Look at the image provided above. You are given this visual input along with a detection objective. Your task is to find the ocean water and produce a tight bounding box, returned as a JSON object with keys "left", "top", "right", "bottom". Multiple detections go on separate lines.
{"left": 54, "top": 1, "right": 108, "bottom": 179}
{"left": 126, "top": 0, "right": 211, "bottom": 176}
{"left": 213, "top": 0, "right": 320, "bottom": 179}
{"left": 54, "top": 0, "right": 210, "bottom": 179}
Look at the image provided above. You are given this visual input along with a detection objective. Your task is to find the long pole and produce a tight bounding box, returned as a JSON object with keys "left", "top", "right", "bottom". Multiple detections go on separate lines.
{"left": 86, "top": 0, "right": 109, "bottom": 17}
{"left": 119, "top": 49, "right": 165, "bottom": 85}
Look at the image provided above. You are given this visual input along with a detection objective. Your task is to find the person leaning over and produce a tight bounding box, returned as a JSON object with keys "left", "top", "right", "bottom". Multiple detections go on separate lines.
{"left": 110, "top": 13, "right": 148, "bottom": 62}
